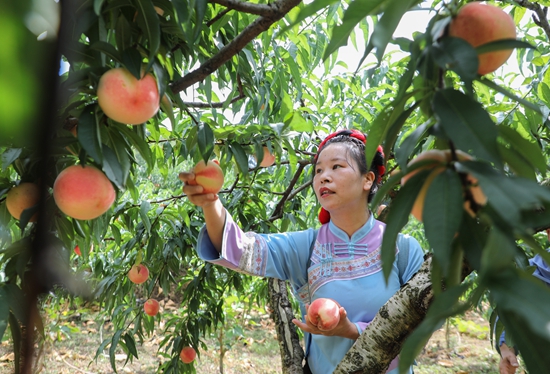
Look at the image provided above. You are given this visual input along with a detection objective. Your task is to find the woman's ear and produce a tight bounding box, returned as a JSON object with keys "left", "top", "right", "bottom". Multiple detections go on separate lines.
{"left": 363, "top": 171, "right": 375, "bottom": 191}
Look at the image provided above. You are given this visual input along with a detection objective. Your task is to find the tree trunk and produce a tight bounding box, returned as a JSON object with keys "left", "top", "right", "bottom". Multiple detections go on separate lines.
{"left": 268, "top": 277, "right": 305, "bottom": 374}
{"left": 333, "top": 257, "right": 434, "bottom": 374}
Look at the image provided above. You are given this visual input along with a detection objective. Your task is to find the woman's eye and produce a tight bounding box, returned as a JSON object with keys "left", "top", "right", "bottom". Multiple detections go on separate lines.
{"left": 333, "top": 164, "right": 341, "bottom": 169}
{"left": 316, "top": 168, "right": 322, "bottom": 174}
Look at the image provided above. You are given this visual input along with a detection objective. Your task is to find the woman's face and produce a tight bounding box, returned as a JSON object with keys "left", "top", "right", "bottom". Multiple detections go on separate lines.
{"left": 313, "top": 143, "right": 374, "bottom": 214}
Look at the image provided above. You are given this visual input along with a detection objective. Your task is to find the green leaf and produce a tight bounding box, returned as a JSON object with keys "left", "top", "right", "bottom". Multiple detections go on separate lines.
{"left": 478, "top": 77, "right": 542, "bottom": 115}
{"left": 193, "top": 0, "right": 208, "bottom": 41}
{"left": 457, "top": 161, "right": 550, "bottom": 227}
{"left": 90, "top": 41, "right": 122, "bottom": 64}
{"left": 109, "top": 329, "right": 124, "bottom": 373}
{"left": 121, "top": 48, "right": 143, "bottom": 80}
{"left": 497, "top": 125, "right": 546, "bottom": 176}
{"left": 133, "top": 0, "right": 160, "bottom": 59}
{"left": 1, "top": 148, "right": 21, "bottom": 170}
{"left": 381, "top": 169, "right": 430, "bottom": 281}
{"left": 432, "top": 37, "right": 478, "bottom": 85}
{"left": 475, "top": 39, "right": 536, "bottom": 55}
{"left": 94, "top": 0, "right": 106, "bottom": 15}
{"left": 122, "top": 333, "right": 139, "bottom": 359}
{"left": 112, "top": 123, "right": 154, "bottom": 171}
{"left": 423, "top": 169, "right": 463, "bottom": 274}
{"left": 78, "top": 109, "right": 103, "bottom": 165}
{"left": 115, "top": 14, "right": 133, "bottom": 52}
{"left": 281, "top": 0, "right": 337, "bottom": 35}
{"left": 140, "top": 200, "right": 152, "bottom": 234}
{"left": 229, "top": 142, "right": 249, "bottom": 176}
{"left": 0, "top": 288, "right": 8, "bottom": 341}
{"left": 197, "top": 123, "right": 214, "bottom": 163}
{"left": 433, "top": 88, "right": 501, "bottom": 167}
{"left": 102, "top": 145, "right": 125, "bottom": 190}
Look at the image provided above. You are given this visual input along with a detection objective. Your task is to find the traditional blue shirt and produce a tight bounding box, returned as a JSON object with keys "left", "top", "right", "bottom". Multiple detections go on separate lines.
{"left": 197, "top": 211, "right": 424, "bottom": 374}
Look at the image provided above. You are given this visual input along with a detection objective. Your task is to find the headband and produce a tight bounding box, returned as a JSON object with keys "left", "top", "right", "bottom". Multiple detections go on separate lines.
{"left": 315, "top": 129, "right": 386, "bottom": 224}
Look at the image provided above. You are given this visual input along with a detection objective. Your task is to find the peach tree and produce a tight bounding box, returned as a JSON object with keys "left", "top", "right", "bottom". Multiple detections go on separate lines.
{"left": 2, "top": 0, "right": 550, "bottom": 373}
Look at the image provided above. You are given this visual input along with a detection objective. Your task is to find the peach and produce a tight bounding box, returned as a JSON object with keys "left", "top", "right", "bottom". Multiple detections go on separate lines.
{"left": 74, "top": 245, "right": 81, "bottom": 256}
{"left": 307, "top": 298, "right": 340, "bottom": 331}
{"left": 6, "top": 182, "right": 41, "bottom": 222}
{"left": 255, "top": 146, "right": 276, "bottom": 167}
{"left": 449, "top": 2, "right": 516, "bottom": 75}
{"left": 128, "top": 264, "right": 149, "bottom": 284}
{"left": 401, "top": 150, "right": 486, "bottom": 221}
{"left": 53, "top": 165, "right": 116, "bottom": 220}
{"left": 97, "top": 67, "right": 159, "bottom": 125}
{"left": 179, "top": 346, "right": 196, "bottom": 364}
{"left": 193, "top": 160, "right": 224, "bottom": 194}
{"left": 143, "top": 299, "right": 160, "bottom": 316}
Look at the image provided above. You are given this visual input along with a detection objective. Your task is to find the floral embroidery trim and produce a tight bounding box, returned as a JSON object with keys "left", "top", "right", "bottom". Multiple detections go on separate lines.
{"left": 237, "top": 232, "right": 268, "bottom": 276}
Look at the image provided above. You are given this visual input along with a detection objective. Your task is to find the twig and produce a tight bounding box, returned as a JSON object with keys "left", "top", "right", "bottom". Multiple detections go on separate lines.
{"left": 62, "top": 357, "right": 97, "bottom": 374}
{"left": 510, "top": 0, "right": 550, "bottom": 41}
{"left": 269, "top": 162, "right": 307, "bottom": 221}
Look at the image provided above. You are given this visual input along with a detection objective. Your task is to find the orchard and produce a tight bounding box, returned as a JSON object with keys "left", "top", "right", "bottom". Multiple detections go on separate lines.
{"left": 2, "top": 0, "right": 550, "bottom": 374}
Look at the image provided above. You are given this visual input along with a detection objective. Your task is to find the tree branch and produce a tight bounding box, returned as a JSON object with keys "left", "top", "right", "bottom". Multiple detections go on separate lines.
{"left": 511, "top": 0, "right": 550, "bottom": 40}
{"left": 170, "top": 0, "right": 303, "bottom": 93}
{"left": 269, "top": 162, "right": 307, "bottom": 221}
{"left": 210, "top": 0, "right": 276, "bottom": 16}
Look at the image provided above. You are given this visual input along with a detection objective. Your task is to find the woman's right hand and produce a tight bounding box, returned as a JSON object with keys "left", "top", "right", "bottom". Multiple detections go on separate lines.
{"left": 499, "top": 343, "right": 519, "bottom": 374}
{"left": 179, "top": 171, "right": 219, "bottom": 208}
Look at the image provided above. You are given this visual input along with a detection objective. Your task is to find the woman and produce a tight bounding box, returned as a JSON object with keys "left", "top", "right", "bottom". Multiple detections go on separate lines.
{"left": 180, "top": 129, "right": 424, "bottom": 373}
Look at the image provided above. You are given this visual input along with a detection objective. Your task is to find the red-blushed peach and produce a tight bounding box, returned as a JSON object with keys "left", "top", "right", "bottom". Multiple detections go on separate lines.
{"left": 179, "top": 346, "right": 197, "bottom": 364}
{"left": 401, "top": 149, "right": 487, "bottom": 221}
{"left": 143, "top": 299, "right": 160, "bottom": 316}
{"left": 97, "top": 67, "right": 159, "bottom": 125}
{"left": 449, "top": 2, "right": 516, "bottom": 75}
{"left": 128, "top": 264, "right": 149, "bottom": 284}
{"left": 74, "top": 245, "right": 81, "bottom": 256}
{"left": 255, "top": 146, "right": 276, "bottom": 167}
{"left": 193, "top": 160, "right": 224, "bottom": 194}
{"left": 53, "top": 165, "right": 116, "bottom": 220}
{"left": 6, "top": 182, "right": 41, "bottom": 222}
{"left": 307, "top": 298, "right": 340, "bottom": 331}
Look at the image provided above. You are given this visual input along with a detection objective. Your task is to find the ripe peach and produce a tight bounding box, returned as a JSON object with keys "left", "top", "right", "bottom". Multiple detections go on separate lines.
{"left": 143, "top": 299, "right": 160, "bottom": 316}
{"left": 74, "top": 245, "right": 81, "bottom": 256}
{"left": 401, "top": 150, "right": 486, "bottom": 221}
{"left": 128, "top": 264, "right": 149, "bottom": 284}
{"left": 179, "top": 346, "right": 196, "bottom": 364}
{"left": 6, "top": 182, "right": 41, "bottom": 222}
{"left": 255, "top": 146, "right": 276, "bottom": 168}
{"left": 449, "top": 2, "right": 516, "bottom": 75}
{"left": 97, "top": 67, "right": 159, "bottom": 125}
{"left": 193, "top": 160, "right": 224, "bottom": 194}
{"left": 53, "top": 165, "right": 116, "bottom": 220}
{"left": 307, "top": 298, "right": 340, "bottom": 331}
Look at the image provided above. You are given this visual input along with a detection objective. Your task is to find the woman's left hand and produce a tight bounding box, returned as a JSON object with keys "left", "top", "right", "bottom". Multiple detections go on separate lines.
{"left": 292, "top": 304, "right": 359, "bottom": 340}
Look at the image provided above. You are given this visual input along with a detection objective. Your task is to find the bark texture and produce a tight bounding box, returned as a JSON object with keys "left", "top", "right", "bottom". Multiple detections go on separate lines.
{"left": 333, "top": 256, "right": 434, "bottom": 374}
{"left": 268, "top": 278, "right": 305, "bottom": 374}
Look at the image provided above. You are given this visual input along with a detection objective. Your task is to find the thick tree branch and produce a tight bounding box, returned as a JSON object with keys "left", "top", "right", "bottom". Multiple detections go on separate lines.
{"left": 210, "top": 0, "right": 275, "bottom": 16}
{"left": 170, "top": 0, "right": 302, "bottom": 93}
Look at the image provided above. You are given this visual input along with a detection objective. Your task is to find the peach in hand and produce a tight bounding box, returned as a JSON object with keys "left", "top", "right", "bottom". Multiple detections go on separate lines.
{"left": 193, "top": 160, "right": 224, "bottom": 194}
{"left": 53, "top": 165, "right": 116, "bottom": 220}
{"left": 6, "top": 182, "right": 41, "bottom": 222}
{"left": 97, "top": 67, "right": 160, "bottom": 125}
{"left": 128, "top": 264, "right": 149, "bottom": 284}
{"left": 307, "top": 298, "right": 341, "bottom": 331}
